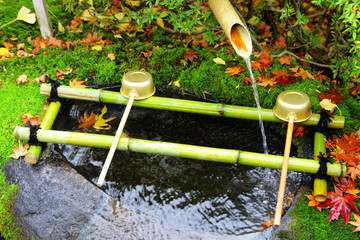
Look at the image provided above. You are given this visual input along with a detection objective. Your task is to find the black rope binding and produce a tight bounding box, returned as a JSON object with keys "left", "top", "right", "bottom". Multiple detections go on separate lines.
{"left": 314, "top": 109, "right": 334, "bottom": 136}
{"left": 45, "top": 75, "right": 61, "bottom": 103}
{"left": 26, "top": 121, "right": 46, "bottom": 148}
{"left": 314, "top": 153, "right": 330, "bottom": 180}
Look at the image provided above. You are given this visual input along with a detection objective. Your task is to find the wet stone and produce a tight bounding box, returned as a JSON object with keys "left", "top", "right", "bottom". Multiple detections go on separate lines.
{"left": 5, "top": 156, "right": 239, "bottom": 240}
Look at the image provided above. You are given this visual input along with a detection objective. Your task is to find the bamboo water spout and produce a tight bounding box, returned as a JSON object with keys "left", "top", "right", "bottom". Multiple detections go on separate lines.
{"left": 208, "top": 0, "right": 252, "bottom": 58}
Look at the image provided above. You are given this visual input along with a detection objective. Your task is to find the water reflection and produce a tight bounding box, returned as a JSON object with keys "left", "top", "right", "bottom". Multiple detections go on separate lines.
{"left": 53, "top": 90, "right": 304, "bottom": 236}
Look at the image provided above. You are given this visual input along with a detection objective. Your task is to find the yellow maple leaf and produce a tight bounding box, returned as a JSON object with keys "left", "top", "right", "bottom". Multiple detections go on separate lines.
{"left": 91, "top": 45, "right": 102, "bottom": 51}
{"left": 93, "top": 105, "right": 117, "bottom": 130}
{"left": 349, "top": 213, "right": 360, "bottom": 232}
{"left": 305, "top": 191, "right": 322, "bottom": 212}
{"left": 225, "top": 65, "right": 246, "bottom": 76}
{"left": 69, "top": 77, "right": 87, "bottom": 88}
{"left": 289, "top": 66, "right": 314, "bottom": 80}
{"left": 320, "top": 99, "right": 342, "bottom": 115}
{"left": 17, "top": 6, "right": 36, "bottom": 24}
{"left": 213, "top": 57, "right": 226, "bottom": 65}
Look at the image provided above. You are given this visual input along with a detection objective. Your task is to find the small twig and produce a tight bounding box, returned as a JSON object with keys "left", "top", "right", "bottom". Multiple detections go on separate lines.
{"left": 307, "top": 7, "right": 328, "bottom": 19}
{"left": 271, "top": 50, "right": 334, "bottom": 69}
{"left": 268, "top": 0, "right": 282, "bottom": 13}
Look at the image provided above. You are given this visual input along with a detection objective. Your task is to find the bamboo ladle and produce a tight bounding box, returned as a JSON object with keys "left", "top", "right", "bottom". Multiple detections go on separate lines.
{"left": 273, "top": 90, "right": 312, "bottom": 226}
{"left": 97, "top": 70, "right": 155, "bottom": 187}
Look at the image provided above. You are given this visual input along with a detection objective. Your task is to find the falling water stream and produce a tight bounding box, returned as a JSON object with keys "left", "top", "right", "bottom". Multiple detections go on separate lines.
{"left": 244, "top": 57, "right": 269, "bottom": 154}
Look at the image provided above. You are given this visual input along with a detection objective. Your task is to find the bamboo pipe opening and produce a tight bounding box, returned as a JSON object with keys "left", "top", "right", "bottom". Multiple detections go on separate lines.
{"left": 230, "top": 24, "right": 251, "bottom": 57}
{"left": 208, "top": 0, "right": 252, "bottom": 58}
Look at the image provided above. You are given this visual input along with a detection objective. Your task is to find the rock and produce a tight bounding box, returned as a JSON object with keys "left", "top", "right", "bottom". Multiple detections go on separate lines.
{"left": 4, "top": 155, "right": 247, "bottom": 240}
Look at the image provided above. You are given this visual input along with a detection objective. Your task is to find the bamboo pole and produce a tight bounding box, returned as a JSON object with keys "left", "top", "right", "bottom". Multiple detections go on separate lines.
{"left": 313, "top": 131, "right": 328, "bottom": 202}
{"left": 97, "top": 92, "right": 135, "bottom": 187}
{"left": 274, "top": 115, "right": 294, "bottom": 226}
{"left": 40, "top": 84, "right": 345, "bottom": 129}
{"left": 14, "top": 127, "right": 346, "bottom": 177}
{"left": 24, "top": 101, "right": 61, "bottom": 164}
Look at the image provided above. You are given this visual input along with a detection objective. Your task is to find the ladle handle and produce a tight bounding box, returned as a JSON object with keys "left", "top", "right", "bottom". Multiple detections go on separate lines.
{"left": 97, "top": 92, "right": 136, "bottom": 187}
{"left": 274, "top": 116, "right": 295, "bottom": 226}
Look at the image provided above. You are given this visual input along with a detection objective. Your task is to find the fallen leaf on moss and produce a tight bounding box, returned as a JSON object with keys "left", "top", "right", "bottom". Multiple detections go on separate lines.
{"left": 289, "top": 66, "right": 314, "bottom": 80}
{"left": 69, "top": 77, "right": 87, "bottom": 88}
{"left": 349, "top": 213, "right": 360, "bottom": 232}
{"left": 142, "top": 50, "right": 152, "bottom": 57}
{"left": 91, "top": 45, "right": 102, "bottom": 51}
{"left": 184, "top": 50, "right": 198, "bottom": 63}
{"left": 334, "top": 177, "right": 360, "bottom": 196}
{"left": 2, "top": 42, "right": 14, "bottom": 49}
{"left": 225, "top": 65, "right": 246, "bottom": 76}
{"left": 107, "top": 53, "right": 115, "bottom": 61}
{"left": 55, "top": 66, "right": 73, "bottom": 80}
{"left": 22, "top": 113, "right": 40, "bottom": 126}
{"left": 306, "top": 191, "right": 322, "bottom": 212}
{"left": 17, "top": 6, "right": 36, "bottom": 24}
{"left": 16, "top": 42, "right": 25, "bottom": 50}
{"left": 320, "top": 99, "right": 341, "bottom": 115}
{"left": 7, "top": 140, "right": 29, "bottom": 159}
{"left": 213, "top": 57, "right": 225, "bottom": 65}
{"left": 277, "top": 55, "right": 292, "bottom": 65}
{"left": 318, "top": 185, "right": 359, "bottom": 227}
{"left": 346, "top": 164, "right": 360, "bottom": 181}
{"left": 34, "top": 74, "right": 49, "bottom": 84}
{"left": 16, "top": 74, "right": 28, "bottom": 87}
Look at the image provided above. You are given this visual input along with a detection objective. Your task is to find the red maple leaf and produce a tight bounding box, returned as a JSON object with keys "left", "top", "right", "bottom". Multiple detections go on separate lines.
{"left": 274, "top": 36, "right": 287, "bottom": 48}
{"left": 317, "top": 87, "right": 347, "bottom": 104}
{"left": 271, "top": 70, "right": 296, "bottom": 86}
{"left": 243, "top": 76, "right": 252, "bottom": 84}
{"left": 314, "top": 70, "right": 327, "bottom": 82}
{"left": 257, "top": 71, "right": 276, "bottom": 88}
{"left": 258, "top": 51, "right": 273, "bottom": 69}
{"left": 334, "top": 177, "right": 360, "bottom": 195}
{"left": 251, "top": 60, "right": 262, "bottom": 71}
{"left": 318, "top": 185, "right": 359, "bottom": 227}
{"left": 293, "top": 125, "right": 305, "bottom": 137}
{"left": 346, "top": 164, "right": 360, "bottom": 181}
{"left": 329, "top": 133, "right": 360, "bottom": 167}
{"left": 184, "top": 50, "right": 198, "bottom": 63}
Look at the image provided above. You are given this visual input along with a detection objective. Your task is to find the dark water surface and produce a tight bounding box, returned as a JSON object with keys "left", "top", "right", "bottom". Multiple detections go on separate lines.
{"left": 52, "top": 89, "right": 304, "bottom": 236}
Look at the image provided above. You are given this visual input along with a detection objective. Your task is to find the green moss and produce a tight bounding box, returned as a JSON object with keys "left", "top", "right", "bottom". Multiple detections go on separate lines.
{"left": 281, "top": 191, "right": 360, "bottom": 240}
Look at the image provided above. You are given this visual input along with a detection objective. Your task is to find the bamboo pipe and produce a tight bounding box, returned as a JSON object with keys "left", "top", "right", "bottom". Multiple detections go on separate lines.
{"left": 40, "top": 84, "right": 345, "bottom": 129}
{"left": 24, "top": 101, "right": 61, "bottom": 164}
{"left": 313, "top": 131, "right": 328, "bottom": 202}
{"left": 14, "top": 126, "right": 346, "bottom": 177}
{"left": 274, "top": 115, "right": 294, "bottom": 226}
{"left": 97, "top": 92, "right": 135, "bottom": 187}
{"left": 208, "top": 0, "right": 252, "bottom": 58}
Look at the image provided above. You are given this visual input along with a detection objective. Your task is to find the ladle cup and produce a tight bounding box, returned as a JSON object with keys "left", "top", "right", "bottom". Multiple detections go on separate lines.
{"left": 273, "top": 90, "right": 312, "bottom": 226}
{"left": 97, "top": 70, "right": 155, "bottom": 187}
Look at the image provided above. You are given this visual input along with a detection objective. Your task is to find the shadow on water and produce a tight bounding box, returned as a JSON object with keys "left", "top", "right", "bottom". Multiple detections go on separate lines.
{"left": 52, "top": 88, "right": 305, "bottom": 236}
